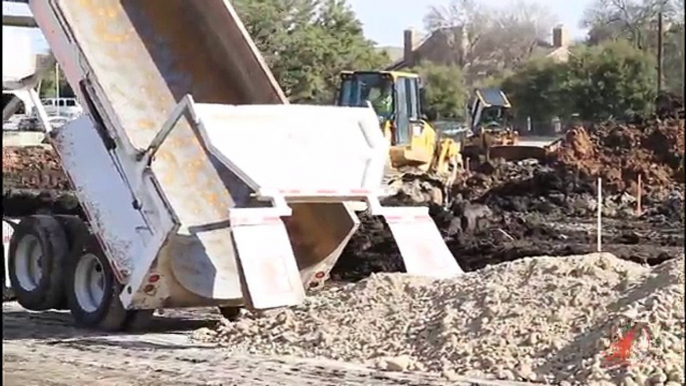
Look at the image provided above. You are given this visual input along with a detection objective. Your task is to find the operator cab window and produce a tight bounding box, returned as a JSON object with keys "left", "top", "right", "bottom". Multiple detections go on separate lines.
{"left": 395, "top": 79, "right": 411, "bottom": 144}
{"left": 339, "top": 74, "right": 394, "bottom": 121}
{"left": 405, "top": 77, "right": 420, "bottom": 121}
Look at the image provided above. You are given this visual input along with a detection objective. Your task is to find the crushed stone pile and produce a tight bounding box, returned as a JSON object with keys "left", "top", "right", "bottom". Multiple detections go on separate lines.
{"left": 2, "top": 146, "right": 70, "bottom": 190}
{"left": 195, "top": 253, "right": 685, "bottom": 385}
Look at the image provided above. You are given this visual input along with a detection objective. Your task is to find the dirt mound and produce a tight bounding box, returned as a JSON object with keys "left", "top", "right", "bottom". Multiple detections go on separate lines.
{"left": 196, "top": 254, "right": 685, "bottom": 385}
{"left": 2, "top": 146, "right": 70, "bottom": 191}
{"left": 331, "top": 214, "right": 404, "bottom": 282}
{"left": 550, "top": 119, "right": 684, "bottom": 195}
{"left": 336, "top": 118, "right": 685, "bottom": 283}
{"left": 331, "top": 208, "right": 681, "bottom": 282}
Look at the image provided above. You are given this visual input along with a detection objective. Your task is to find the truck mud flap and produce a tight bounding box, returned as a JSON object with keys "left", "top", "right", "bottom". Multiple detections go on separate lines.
{"left": 230, "top": 211, "right": 305, "bottom": 310}
{"left": 382, "top": 209, "right": 464, "bottom": 279}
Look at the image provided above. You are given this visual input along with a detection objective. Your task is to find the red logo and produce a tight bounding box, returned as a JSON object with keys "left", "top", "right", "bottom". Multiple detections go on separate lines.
{"left": 603, "top": 323, "right": 652, "bottom": 367}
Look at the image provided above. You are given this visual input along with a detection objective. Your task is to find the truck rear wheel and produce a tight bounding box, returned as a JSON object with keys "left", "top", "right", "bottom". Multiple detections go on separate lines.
{"left": 54, "top": 215, "right": 90, "bottom": 309}
{"left": 66, "top": 241, "right": 152, "bottom": 331}
{"left": 8, "top": 215, "right": 69, "bottom": 311}
{"left": 66, "top": 243, "right": 128, "bottom": 331}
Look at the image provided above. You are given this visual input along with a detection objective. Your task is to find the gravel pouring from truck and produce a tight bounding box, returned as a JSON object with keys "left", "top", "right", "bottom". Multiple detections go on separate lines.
{"left": 5, "top": 0, "right": 464, "bottom": 331}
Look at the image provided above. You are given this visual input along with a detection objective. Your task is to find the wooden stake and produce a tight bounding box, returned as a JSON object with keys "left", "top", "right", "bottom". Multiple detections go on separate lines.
{"left": 636, "top": 174, "right": 642, "bottom": 216}
{"left": 597, "top": 177, "right": 602, "bottom": 253}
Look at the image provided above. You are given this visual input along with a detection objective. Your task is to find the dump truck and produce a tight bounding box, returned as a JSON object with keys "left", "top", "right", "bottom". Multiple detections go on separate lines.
{"left": 2, "top": 14, "right": 76, "bottom": 300}
{"left": 336, "top": 70, "right": 463, "bottom": 205}
{"left": 462, "top": 88, "right": 548, "bottom": 163}
{"left": 3, "top": 0, "right": 464, "bottom": 332}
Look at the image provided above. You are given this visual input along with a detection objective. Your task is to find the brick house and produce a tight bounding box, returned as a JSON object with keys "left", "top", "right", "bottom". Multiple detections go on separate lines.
{"left": 386, "top": 25, "right": 571, "bottom": 71}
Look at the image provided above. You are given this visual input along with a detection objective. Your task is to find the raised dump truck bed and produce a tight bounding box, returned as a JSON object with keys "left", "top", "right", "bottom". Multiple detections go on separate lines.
{"left": 3, "top": 0, "right": 463, "bottom": 331}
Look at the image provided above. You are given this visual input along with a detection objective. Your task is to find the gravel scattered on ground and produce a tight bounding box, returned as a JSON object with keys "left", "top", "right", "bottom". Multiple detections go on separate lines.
{"left": 194, "top": 253, "right": 685, "bottom": 385}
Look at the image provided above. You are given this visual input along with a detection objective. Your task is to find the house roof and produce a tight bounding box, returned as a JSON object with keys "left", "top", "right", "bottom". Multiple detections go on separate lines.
{"left": 387, "top": 27, "right": 573, "bottom": 70}
{"left": 385, "top": 29, "right": 437, "bottom": 71}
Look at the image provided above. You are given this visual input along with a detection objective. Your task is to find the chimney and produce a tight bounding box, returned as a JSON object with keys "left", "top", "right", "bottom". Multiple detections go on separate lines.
{"left": 553, "top": 25, "right": 568, "bottom": 48}
{"left": 404, "top": 28, "right": 419, "bottom": 64}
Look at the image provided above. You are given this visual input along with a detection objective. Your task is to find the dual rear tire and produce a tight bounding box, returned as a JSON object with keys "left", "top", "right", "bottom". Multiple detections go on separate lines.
{"left": 7, "top": 215, "right": 152, "bottom": 331}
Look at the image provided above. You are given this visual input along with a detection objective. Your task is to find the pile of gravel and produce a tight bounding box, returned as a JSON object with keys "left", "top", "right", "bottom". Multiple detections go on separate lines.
{"left": 194, "top": 253, "right": 684, "bottom": 385}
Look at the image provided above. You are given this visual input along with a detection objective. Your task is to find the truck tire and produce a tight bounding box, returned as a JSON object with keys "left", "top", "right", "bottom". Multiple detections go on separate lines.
{"left": 8, "top": 215, "right": 69, "bottom": 311}
{"left": 54, "top": 216, "right": 90, "bottom": 255}
{"left": 54, "top": 215, "right": 90, "bottom": 310}
{"left": 66, "top": 240, "right": 128, "bottom": 331}
{"left": 66, "top": 239, "right": 153, "bottom": 332}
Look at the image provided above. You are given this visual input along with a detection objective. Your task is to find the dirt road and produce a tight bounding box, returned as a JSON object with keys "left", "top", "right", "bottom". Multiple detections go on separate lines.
{"left": 2, "top": 303, "right": 534, "bottom": 386}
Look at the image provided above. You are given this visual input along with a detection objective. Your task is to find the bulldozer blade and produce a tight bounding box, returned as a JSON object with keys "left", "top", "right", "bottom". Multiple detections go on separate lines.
{"left": 230, "top": 212, "right": 306, "bottom": 310}
{"left": 489, "top": 145, "right": 548, "bottom": 162}
{"left": 460, "top": 145, "right": 481, "bottom": 161}
{"left": 382, "top": 209, "right": 464, "bottom": 278}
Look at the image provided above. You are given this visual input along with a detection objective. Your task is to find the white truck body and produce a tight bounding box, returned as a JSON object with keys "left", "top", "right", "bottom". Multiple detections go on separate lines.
{"left": 5, "top": 0, "right": 463, "bottom": 317}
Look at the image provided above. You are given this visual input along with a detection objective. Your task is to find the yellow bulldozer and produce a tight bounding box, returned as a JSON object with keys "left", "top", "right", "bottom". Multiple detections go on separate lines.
{"left": 462, "top": 88, "right": 548, "bottom": 164}
{"left": 334, "top": 73, "right": 550, "bottom": 204}
{"left": 336, "top": 70, "right": 463, "bottom": 204}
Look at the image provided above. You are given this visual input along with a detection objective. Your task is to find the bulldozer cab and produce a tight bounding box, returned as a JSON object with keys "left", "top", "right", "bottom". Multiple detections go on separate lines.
{"left": 468, "top": 88, "right": 512, "bottom": 134}
{"left": 337, "top": 71, "right": 423, "bottom": 146}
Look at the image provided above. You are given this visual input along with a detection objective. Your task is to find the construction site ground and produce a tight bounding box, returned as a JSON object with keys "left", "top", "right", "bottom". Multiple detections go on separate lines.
{"left": 3, "top": 117, "right": 685, "bottom": 385}
{"left": 2, "top": 303, "right": 528, "bottom": 386}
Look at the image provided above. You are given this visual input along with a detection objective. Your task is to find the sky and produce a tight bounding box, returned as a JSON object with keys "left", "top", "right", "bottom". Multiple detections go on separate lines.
{"left": 347, "top": 0, "right": 595, "bottom": 47}
{"left": 2, "top": 1, "right": 47, "bottom": 53}
{"left": 3, "top": 0, "right": 595, "bottom": 54}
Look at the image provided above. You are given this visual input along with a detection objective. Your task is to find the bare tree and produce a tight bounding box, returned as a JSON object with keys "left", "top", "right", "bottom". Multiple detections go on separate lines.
{"left": 423, "top": 0, "right": 557, "bottom": 83}
{"left": 583, "top": 0, "right": 684, "bottom": 93}
{"left": 423, "top": 0, "right": 486, "bottom": 68}
{"left": 583, "top": 0, "right": 677, "bottom": 49}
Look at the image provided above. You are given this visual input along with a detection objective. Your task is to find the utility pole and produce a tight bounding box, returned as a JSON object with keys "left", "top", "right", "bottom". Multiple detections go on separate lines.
{"left": 55, "top": 62, "right": 60, "bottom": 117}
{"left": 657, "top": 11, "right": 664, "bottom": 96}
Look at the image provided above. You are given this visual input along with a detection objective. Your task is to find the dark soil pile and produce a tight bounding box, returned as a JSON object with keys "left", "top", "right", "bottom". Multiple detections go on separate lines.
{"left": 331, "top": 207, "right": 682, "bottom": 282}
{"left": 332, "top": 118, "right": 685, "bottom": 283}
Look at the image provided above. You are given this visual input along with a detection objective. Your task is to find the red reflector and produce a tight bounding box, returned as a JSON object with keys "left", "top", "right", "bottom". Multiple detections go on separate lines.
{"left": 314, "top": 271, "right": 325, "bottom": 279}
{"left": 148, "top": 274, "right": 160, "bottom": 283}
